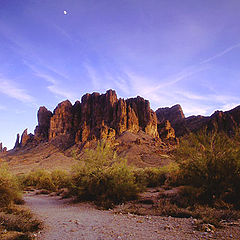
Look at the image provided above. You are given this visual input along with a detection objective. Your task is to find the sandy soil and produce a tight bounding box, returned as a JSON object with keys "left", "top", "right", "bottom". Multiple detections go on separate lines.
{"left": 23, "top": 192, "right": 240, "bottom": 240}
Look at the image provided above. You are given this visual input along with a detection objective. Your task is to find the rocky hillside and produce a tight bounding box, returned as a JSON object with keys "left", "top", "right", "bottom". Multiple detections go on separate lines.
{"left": 156, "top": 104, "right": 240, "bottom": 137}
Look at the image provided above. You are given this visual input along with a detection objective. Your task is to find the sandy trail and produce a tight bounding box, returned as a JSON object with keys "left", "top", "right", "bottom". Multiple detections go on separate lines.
{"left": 24, "top": 193, "right": 237, "bottom": 240}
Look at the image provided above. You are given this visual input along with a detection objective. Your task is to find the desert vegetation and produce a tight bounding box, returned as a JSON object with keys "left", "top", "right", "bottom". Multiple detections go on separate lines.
{"left": 20, "top": 169, "right": 71, "bottom": 192}
{"left": 6, "top": 132, "right": 240, "bottom": 232}
{"left": 174, "top": 129, "right": 240, "bottom": 207}
{"left": 0, "top": 164, "right": 42, "bottom": 239}
{"left": 113, "top": 130, "right": 240, "bottom": 227}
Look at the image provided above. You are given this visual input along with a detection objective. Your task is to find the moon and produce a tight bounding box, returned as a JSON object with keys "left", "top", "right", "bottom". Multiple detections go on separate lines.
{"left": 63, "top": 10, "right": 67, "bottom": 15}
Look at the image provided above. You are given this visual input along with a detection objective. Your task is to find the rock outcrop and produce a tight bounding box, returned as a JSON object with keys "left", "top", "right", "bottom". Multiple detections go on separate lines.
{"left": 0, "top": 143, "right": 6, "bottom": 153}
{"left": 206, "top": 107, "right": 240, "bottom": 135}
{"left": 16, "top": 90, "right": 160, "bottom": 149}
{"left": 156, "top": 104, "right": 185, "bottom": 125}
{"left": 14, "top": 89, "right": 240, "bottom": 150}
{"left": 34, "top": 107, "right": 52, "bottom": 142}
{"left": 156, "top": 104, "right": 186, "bottom": 136}
{"left": 0, "top": 142, "right": 7, "bottom": 153}
{"left": 20, "top": 129, "right": 34, "bottom": 147}
{"left": 14, "top": 129, "right": 34, "bottom": 149}
{"left": 157, "top": 120, "right": 176, "bottom": 140}
{"left": 156, "top": 104, "right": 240, "bottom": 137}
{"left": 14, "top": 134, "right": 21, "bottom": 148}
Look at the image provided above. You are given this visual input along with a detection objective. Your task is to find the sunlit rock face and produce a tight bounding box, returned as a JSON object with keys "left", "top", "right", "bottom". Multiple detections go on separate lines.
{"left": 31, "top": 90, "right": 159, "bottom": 148}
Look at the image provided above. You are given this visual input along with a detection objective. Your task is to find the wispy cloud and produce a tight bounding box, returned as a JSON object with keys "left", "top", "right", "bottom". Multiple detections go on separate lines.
{"left": 47, "top": 84, "right": 77, "bottom": 101}
{"left": 200, "top": 42, "right": 240, "bottom": 65}
{"left": 113, "top": 77, "right": 131, "bottom": 95}
{"left": 126, "top": 66, "right": 208, "bottom": 96}
{"left": 32, "top": 69, "right": 77, "bottom": 101}
{"left": 0, "top": 77, "right": 35, "bottom": 103}
{"left": 52, "top": 24, "right": 73, "bottom": 42}
{"left": 85, "top": 64, "right": 102, "bottom": 89}
{"left": 23, "top": 61, "right": 77, "bottom": 101}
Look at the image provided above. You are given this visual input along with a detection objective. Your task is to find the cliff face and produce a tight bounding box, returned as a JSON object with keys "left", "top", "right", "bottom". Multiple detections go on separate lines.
{"left": 156, "top": 104, "right": 240, "bottom": 137}
{"left": 15, "top": 90, "right": 160, "bottom": 149}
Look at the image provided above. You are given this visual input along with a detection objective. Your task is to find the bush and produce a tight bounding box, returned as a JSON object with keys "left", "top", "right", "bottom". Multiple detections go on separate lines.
{"left": 71, "top": 141, "right": 140, "bottom": 208}
{"left": 0, "top": 164, "right": 22, "bottom": 207}
{"left": 134, "top": 163, "right": 179, "bottom": 188}
{"left": 20, "top": 169, "right": 71, "bottom": 191}
{"left": 51, "top": 169, "right": 71, "bottom": 189}
{"left": 174, "top": 129, "right": 240, "bottom": 205}
{"left": 0, "top": 205, "right": 42, "bottom": 239}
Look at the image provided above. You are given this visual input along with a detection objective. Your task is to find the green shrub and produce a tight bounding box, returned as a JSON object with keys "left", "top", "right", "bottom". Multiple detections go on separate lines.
{"left": 20, "top": 169, "right": 71, "bottom": 192}
{"left": 0, "top": 164, "right": 22, "bottom": 207}
{"left": 20, "top": 169, "right": 48, "bottom": 188}
{"left": 174, "top": 130, "right": 240, "bottom": 205}
{"left": 134, "top": 163, "right": 179, "bottom": 188}
{"left": 71, "top": 141, "right": 140, "bottom": 208}
{"left": 51, "top": 169, "right": 71, "bottom": 189}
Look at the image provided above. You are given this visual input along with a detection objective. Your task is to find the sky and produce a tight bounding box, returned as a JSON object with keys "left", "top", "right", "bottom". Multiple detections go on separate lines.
{"left": 1, "top": 0, "right": 240, "bottom": 149}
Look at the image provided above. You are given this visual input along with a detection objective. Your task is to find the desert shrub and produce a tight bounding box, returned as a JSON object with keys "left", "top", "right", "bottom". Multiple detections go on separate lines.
{"left": 20, "top": 169, "right": 49, "bottom": 188}
{"left": 134, "top": 167, "right": 165, "bottom": 188}
{"left": 0, "top": 206, "right": 42, "bottom": 239}
{"left": 21, "top": 169, "right": 71, "bottom": 191}
{"left": 71, "top": 141, "right": 140, "bottom": 208}
{"left": 37, "top": 172, "right": 55, "bottom": 191}
{"left": 51, "top": 169, "right": 71, "bottom": 189}
{"left": 174, "top": 130, "right": 240, "bottom": 205}
{"left": 0, "top": 164, "right": 22, "bottom": 207}
{"left": 134, "top": 163, "right": 179, "bottom": 188}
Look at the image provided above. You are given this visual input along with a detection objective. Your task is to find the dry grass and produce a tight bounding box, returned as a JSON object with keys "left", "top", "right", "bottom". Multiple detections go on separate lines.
{"left": 0, "top": 205, "right": 42, "bottom": 239}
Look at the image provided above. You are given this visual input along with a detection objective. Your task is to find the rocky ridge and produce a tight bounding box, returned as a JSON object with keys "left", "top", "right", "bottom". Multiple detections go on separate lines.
{"left": 12, "top": 89, "right": 240, "bottom": 151}
{"left": 14, "top": 90, "right": 164, "bottom": 150}
{"left": 156, "top": 104, "right": 240, "bottom": 137}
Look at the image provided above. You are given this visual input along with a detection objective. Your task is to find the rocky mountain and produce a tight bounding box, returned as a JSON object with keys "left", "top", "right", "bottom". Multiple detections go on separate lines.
{"left": 14, "top": 90, "right": 167, "bottom": 150}
{"left": 156, "top": 104, "right": 240, "bottom": 137}
{"left": 12, "top": 89, "right": 240, "bottom": 151}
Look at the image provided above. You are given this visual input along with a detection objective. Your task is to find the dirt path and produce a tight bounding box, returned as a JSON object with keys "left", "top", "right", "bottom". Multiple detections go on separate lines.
{"left": 24, "top": 193, "right": 238, "bottom": 240}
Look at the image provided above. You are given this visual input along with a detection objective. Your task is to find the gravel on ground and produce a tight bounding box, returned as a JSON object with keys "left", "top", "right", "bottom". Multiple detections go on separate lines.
{"left": 24, "top": 193, "right": 240, "bottom": 240}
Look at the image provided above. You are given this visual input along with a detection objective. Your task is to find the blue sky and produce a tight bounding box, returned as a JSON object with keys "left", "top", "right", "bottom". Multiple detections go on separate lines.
{"left": 1, "top": 0, "right": 240, "bottom": 149}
